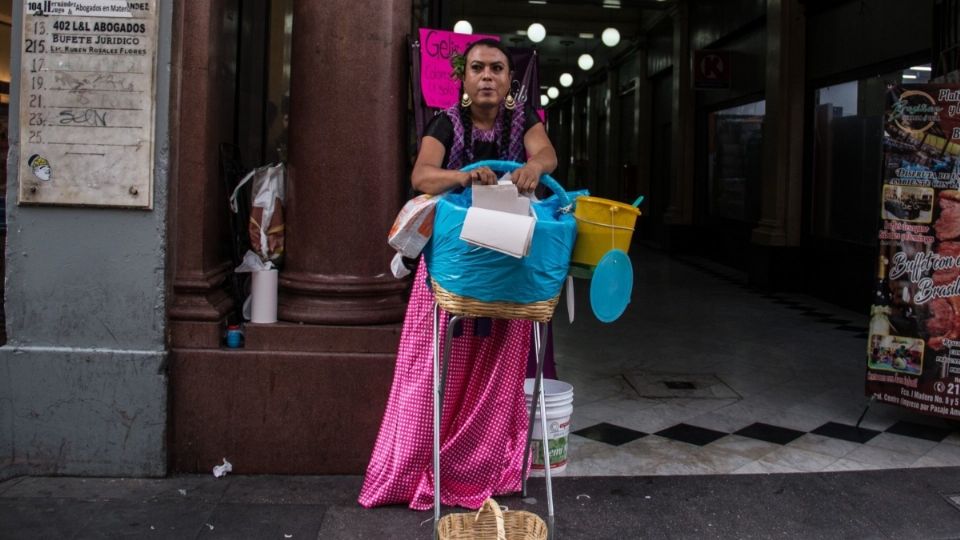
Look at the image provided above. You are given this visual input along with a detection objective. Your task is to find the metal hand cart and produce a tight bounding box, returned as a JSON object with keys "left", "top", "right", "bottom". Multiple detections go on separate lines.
{"left": 432, "top": 308, "right": 555, "bottom": 539}
{"left": 428, "top": 160, "right": 575, "bottom": 539}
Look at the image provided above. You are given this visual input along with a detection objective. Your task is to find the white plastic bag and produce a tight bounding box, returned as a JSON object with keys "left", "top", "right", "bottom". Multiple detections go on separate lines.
{"left": 230, "top": 163, "right": 286, "bottom": 262}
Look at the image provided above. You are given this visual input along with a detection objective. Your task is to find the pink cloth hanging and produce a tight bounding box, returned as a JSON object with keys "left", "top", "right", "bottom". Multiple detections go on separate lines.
{"left": 358, "top": 258, "right": 532, "bottom": 510}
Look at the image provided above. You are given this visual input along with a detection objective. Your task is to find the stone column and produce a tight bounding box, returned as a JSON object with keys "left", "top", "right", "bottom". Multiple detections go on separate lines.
{"left": 752, "top": 0, "right": 805, "bottom": 247}
{"left": 663, "top": 0, "right": 695, "bottom": 225}
{"left": 279, "top": 0, "right": 410, "bottom": 324}
{"left": 168, "top": 0, "right": 241, "bottom": 346}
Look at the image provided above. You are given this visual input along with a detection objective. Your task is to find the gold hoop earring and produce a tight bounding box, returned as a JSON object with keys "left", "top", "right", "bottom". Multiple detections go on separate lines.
{"left": 460, "top": 92, "right": 473, "bottom": 108}
{"left": 504, "top": 94, "right": 516, "bottom": 110}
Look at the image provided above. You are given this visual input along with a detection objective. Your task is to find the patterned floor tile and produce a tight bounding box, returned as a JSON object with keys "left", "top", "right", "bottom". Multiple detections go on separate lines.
{"left": 572, "top": 423, "right": 647, "bottom": 446}
{"left": 821, "top": 458, "right": 876, "bottom": 472}
{"left": 686, "top": 412, "right": 752, "bottom": 434}
{"left": 885, "top": 420, "right": 954, "bottom": 442}
{"left": 866, "top": 432, "right": 941, "bottom": 456}
{"left": 731, "top": 461, "right": 802, "bottom": 474}
{"left": 914, "top": 444, "right": 960, "bottom": 466}
{"left": 735, "top": 422, "right": 805, "bottom": 445}
{"left": 811, "top": 422, "right": 881, "bottom": 444}
{"left": 707, "top": 434, "right": 780, "bottom": 461}
{"left": 550, "top": 249, "right": 957, "bottom": 476}
{"left": 843, "top": 445, "right": 920, "bottom": 468}
{"left": 787, "top": 433, "right": 861, "bottom": 459}
{"left": 756, "top": 446, "right": 839, "bottom": 472}
{"left": 654, "top": 423, "right": 728, "bottom": 447}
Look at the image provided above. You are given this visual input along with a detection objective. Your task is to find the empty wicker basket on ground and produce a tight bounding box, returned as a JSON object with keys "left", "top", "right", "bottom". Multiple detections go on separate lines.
{"left": 438, "top": 498, "right": 548, "bottom": 540}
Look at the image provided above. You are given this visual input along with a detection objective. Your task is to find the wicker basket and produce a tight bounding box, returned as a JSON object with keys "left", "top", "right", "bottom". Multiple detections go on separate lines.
{"left": 431, "top": 279, "right": 559, "bottom": 323}
{"left": 427, "top": 160, "right": 575, "bottom": 324}
{"left": 438, "top": 498, "right": 548, "bottom": 540}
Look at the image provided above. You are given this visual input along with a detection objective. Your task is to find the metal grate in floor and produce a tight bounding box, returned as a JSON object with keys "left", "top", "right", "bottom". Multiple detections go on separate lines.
{"left": 623, "top": 371, "right": 741, "bottom": 399}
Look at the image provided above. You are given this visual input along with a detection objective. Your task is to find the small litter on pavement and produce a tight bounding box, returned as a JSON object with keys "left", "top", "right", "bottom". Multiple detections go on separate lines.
{"left": 212, "top": 458, "right": 233, "bottom": 478}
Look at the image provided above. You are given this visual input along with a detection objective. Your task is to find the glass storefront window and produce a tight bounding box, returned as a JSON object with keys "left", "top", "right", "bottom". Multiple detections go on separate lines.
{"left": 265, "top": 0, "right": 293, "bottom": 163}
{"left": 809, "top": 67, "right": 926, "bottom": 245}
{"left": 707, "top": 100, "right": 765, "bottom": 222}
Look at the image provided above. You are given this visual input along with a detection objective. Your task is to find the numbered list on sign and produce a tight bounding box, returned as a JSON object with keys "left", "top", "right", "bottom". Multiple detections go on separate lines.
{"left": 19, "top": 0, "right": 157, "bottom": 208}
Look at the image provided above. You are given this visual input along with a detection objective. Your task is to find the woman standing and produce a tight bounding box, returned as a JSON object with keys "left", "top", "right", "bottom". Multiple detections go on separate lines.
{"left": 358, "top": 39, "right": 558, "bottom": 511}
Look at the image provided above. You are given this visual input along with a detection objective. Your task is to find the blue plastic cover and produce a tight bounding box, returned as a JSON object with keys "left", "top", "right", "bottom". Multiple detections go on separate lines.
{"left": 590, "top": 249, "right": 633, "bottom": 323}
{"left": 426, "top": 188, "right": 579, "bottom": 304}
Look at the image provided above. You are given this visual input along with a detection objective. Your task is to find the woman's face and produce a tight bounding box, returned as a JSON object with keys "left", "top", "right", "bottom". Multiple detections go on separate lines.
{"left": 463, "top": 45, "right": 511, "bottom": 109}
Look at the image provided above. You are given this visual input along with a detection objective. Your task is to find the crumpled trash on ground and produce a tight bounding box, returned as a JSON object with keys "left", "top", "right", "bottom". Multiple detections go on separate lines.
{"left": 212, "top": 458, "right": 233, "bottom": 478}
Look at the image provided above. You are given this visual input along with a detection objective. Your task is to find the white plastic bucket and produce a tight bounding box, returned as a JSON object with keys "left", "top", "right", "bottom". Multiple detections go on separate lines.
{"left": 524, "top": 378, "right": 574, "bottom": 474}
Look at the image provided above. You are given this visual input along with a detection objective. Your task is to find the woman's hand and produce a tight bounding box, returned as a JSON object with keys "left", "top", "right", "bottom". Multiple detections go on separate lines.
{"left": 512, "top": 162, "right": 543, "bottom": 193}
{"left": 459, "top": 166, "right": 498, "bottom": 187}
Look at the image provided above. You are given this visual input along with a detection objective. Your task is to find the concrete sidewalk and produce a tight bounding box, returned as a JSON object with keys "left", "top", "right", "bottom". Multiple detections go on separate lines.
{"left": 2, "top": 469, "right": 960, "bottom": 539}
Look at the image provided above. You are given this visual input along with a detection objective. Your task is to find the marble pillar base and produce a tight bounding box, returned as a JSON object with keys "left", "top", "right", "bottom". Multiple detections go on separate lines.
{"left": 278, "top": 271, "right": 408, "bottom": 324}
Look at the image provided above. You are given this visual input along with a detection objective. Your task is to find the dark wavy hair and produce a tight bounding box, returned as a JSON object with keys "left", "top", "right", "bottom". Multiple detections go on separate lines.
{"left": 456, "top": 39, "right": 515, "bottom": 163}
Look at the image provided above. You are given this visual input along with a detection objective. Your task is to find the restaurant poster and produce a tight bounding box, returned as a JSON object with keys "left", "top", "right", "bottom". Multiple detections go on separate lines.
{"left": 867, "top": 83, "right": 960, "bottom": 420}
{"left": 18, "top": 0, "right": 158, "bottom": 209}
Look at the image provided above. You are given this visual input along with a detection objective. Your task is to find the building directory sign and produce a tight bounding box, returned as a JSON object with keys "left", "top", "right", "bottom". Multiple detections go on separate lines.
{"left": 868, "top": 83, "right": 960, "bottom": 420}
{"left": 18, "top": 0, "right": 158, "bottom": 208}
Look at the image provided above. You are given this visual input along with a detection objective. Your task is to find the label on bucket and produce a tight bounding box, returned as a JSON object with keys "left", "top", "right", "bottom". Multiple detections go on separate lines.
{"left": 531, "top": 436, "right": 568, "bottom": 468}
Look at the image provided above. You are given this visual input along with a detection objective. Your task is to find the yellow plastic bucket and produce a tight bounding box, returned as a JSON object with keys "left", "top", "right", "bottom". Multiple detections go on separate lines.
{"left": 571, "top": 196, "right": 641, "bottom": 269}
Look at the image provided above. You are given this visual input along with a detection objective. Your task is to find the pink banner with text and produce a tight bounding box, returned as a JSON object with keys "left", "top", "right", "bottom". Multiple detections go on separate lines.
{"left": 419, "top": 28, "right": 499, "bottom": 109}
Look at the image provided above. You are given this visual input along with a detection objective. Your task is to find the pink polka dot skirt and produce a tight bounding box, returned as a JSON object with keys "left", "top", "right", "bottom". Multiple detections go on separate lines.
{"left": 358, "top": 259, "right": 532, "bottom": 511}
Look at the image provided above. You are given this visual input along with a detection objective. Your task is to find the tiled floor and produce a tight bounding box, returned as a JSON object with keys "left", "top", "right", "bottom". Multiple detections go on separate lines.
{"left": 550, "top": 248, "right": 960, "bottom": 475}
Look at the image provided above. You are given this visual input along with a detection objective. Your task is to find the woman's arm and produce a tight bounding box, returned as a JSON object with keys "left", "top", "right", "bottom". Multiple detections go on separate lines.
{"left": 411, "top": 136, "right": 497, "bottom": 194}
{"left": 512, "top": 123, "right": 558, "bottom": 193}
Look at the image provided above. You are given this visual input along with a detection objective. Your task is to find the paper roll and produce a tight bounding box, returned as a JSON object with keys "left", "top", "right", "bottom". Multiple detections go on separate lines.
{"left": 251, "top": 269, "right": 278, "bottom": 323}
{"left": 460, "top": 206, "right": 535, "bottom": 258}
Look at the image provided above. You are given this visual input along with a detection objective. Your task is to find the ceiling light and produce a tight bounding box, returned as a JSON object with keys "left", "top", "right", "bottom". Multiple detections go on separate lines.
{"left": 910, "top": 66, "right": 932, "bottom": 71}
{"left": 902, "top": 74, "right": 918, "bottom": 79}
{"left": 453, "top": 20, "right": 473, "bottom": 34}
{"left": 559, "top": 72, "right": 573, "bottom": 87}
{"left": 601, "top": 28, "right": 620, "bottom": 47}
{"left": 603, "top": 0, "right": 621, "bottom": 8}
{"left": 578, "top": 53, "right": 594, "bottom": 71}
{"left": 527, "top": 22, "right": 546, "bottom": 43}
{"left": 547, "top": 86, "right": 559, "bottom": 99}
{"left": 528, "top": 0, "right": 547, "bottom": 3}
{"left": 540, "top": 95, "right": 550, "bottom": 107}
{"left": 578, "top": 33, "right": 594, "bottom": 39}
